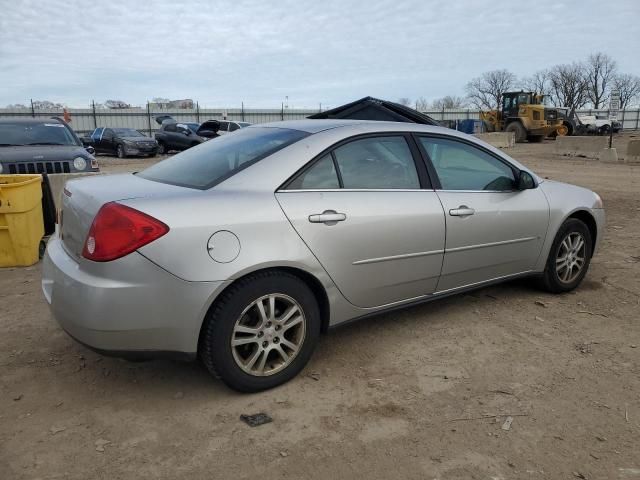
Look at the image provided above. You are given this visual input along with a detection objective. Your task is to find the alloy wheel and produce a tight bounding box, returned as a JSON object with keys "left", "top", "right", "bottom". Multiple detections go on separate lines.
{"left": 231, "top": 293, "right": 306, "bottom": 377}
{"left": 555, "top": 232, "right": 586, "bottom": 283}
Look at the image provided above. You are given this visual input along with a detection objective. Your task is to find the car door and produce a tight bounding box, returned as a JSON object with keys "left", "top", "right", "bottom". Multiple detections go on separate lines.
{"left": 276, "top": 134, "right": 446, "bottom": 308}
{"left": 175, "top": 124, "right": 193, "bottom": 149}
{"left": 90, "top": 128, "right": 104, "bottom": 153}
{"left": 98, "top": 128, "right": 115, "bottom": 154}
{"left": 415, "top": 135, "right": 549, "bottom": 292}
{"left": 162, "top": 123, "right": 179, "bottom": 149}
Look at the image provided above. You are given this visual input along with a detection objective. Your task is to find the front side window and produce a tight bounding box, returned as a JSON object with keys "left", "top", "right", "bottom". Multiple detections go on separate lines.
{"left": 419, "top": 137, "right": 515, "bottom": 191}
{"left": 333, "top": 136, "right": 420, "bottom": 189}
{"left": 229, "top": 123, "right": 239, "bottom": 132}
{"left": 139, "top": 127, "right": 308, "bottom": 189}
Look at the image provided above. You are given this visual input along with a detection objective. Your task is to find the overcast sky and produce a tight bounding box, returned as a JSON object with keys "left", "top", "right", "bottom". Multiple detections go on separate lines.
{"left": 0, "top": 0, "right": 638, "bottom": 108}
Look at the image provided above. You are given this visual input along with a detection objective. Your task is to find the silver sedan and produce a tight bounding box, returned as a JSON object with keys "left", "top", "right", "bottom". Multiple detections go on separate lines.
{"left": 42, "top": 120, "right": 605, "bottom": 392}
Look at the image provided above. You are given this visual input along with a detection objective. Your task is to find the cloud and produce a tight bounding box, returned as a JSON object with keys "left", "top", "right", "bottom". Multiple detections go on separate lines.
{"left": 0, "top": 0, "right": 638, "bottom": 107}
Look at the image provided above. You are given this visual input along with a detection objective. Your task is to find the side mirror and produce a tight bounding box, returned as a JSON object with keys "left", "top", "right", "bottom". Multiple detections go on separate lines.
{"left": 517, "top": 170, "right": 536, "bottom": 190}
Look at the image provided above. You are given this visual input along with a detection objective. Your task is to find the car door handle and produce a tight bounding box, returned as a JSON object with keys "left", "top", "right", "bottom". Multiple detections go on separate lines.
{"left": 308, "top": 210, "right": 347, "bottom": 224}
{"left": 449, "top": 206, "right": 475, "bottom": 217}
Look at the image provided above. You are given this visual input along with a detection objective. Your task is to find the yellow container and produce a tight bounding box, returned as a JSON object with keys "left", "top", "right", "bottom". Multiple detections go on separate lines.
{"left": 0, "top": 175, "right": 44, "bottom": 267}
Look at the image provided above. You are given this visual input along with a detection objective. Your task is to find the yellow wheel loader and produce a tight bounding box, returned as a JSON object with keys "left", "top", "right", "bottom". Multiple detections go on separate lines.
{"left": 480, "top": 91, "right": 565, "bottom": 143}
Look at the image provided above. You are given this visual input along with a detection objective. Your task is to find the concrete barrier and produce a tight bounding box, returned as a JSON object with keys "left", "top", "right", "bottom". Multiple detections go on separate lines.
{"left": 474, "top": 132, "right": 515, "bottom": 148}
{"left": 626, "top": 140, "right": 640, "bottom": 163}
{"left": 554, "top": 136, "right": 608, "bottom": 159}
{"left": 47, "top": 173, "right": 101, "bottom": 211}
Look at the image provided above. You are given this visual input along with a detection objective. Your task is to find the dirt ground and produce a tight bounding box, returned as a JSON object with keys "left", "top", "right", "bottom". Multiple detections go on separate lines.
{"left": 1, "top": 134, "right": 639, "bottom": 480}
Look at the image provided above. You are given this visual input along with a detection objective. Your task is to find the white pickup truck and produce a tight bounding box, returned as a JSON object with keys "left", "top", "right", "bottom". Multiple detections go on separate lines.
{"left": 577, "top": 115, "right": 623, "bottom": 134}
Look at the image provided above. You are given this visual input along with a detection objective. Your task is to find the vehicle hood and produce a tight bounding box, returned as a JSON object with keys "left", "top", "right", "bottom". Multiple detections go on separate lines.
{"left": 0, "top": 145, "right": 89, "bottom": 162}
{"left": 119, "top": 136, "right": 157, "bottom": 143}
{"left": 60, "top": 173, "right": 197, "bottom": 258}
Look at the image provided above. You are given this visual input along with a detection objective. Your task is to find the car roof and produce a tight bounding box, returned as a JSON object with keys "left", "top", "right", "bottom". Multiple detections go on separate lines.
{"left": 252, "top": 119, "right": 450, "bottom": 134}
{"left": 0, "top": 116, "right": 64, "bottom": 125}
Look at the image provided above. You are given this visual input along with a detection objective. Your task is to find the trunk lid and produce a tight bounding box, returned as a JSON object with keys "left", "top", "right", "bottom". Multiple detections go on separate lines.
{"left": 60, "top": 173, "right": 190, "bottom": 258}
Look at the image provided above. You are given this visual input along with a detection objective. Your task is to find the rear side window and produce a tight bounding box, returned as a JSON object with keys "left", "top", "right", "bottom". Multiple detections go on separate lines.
{"left": 218, "top": 121, "right": 229, "bottom": 132}
{"left": 229, "top": 123, "right": 239, "bottom": 132}
{"left": 287, "top": 154, "right": 339, "bottom": 189}
{"left": 138, "top": 127, "right": 308, "bottom": 189}
{"left": 418, "top": 137, "right": 515, "bottom": 191}
{"left": 164, "top": 123, "right": 177, "bottom": 132}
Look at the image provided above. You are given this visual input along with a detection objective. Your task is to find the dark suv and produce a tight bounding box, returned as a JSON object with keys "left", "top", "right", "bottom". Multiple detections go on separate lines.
{"left": 0, "top": 117, "right": 98, "bottom": 174}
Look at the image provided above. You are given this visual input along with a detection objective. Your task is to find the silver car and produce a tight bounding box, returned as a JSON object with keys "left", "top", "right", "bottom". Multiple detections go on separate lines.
{"left": 42, "top": 120, "right": 605, "bottom": 392}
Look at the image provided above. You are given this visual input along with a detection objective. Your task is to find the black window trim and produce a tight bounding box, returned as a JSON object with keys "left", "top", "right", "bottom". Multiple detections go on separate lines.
{"left": 411, "top": 133, "right": 529, "bottom": 192}
{"left": 279, "top": 132, "right": 434, "bottom": 191}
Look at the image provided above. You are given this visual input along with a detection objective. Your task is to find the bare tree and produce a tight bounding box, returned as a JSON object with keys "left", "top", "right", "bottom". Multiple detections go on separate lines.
{"left": 32, "top": 100, "right": 64, "bottom": 109}
{"left": 414, "top": 96, "right": 429, "bottom": 111}
{"left": 431, "top": 95, "right": 467, "bottom": 109}
{"left": 585, "top": 52, "right": 617, "bottom": 108}
{"left": 547, "top": 63, "right": 589, "bottom": 110}
{"left": 465, "top": 69, "right": 516, "bottom": 110}
{"left": 613, "top": 73, "right": 640, "bottom": 109}
{"left": 6, "top": 103, "right": 27, "bottom": 109}
{"left": 397, "top": 97, "right": 412, "bottom": 107}
{"left": 522, "top": 70, "right": 550, "bottom": 96}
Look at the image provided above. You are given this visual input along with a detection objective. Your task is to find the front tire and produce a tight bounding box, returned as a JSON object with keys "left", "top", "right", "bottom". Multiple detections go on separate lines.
{"left": 157, "top": 142, "right": 167, "bottom": 155}
{"left": 200, "top": 271, "right": 321, "bottom": 392}
{"left": 505, "top": 121, "right": 527, "bottom": 143}
{"left": 116, "top": 144, "right": 126, "bottom": 158}
{"left": 540, "top": 218, "right": 592, "bottom": 293}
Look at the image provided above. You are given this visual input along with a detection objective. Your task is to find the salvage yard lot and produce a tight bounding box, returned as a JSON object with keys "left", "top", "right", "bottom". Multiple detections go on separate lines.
{"left": 1, "top": 135, "right": 639, "bottom": 479}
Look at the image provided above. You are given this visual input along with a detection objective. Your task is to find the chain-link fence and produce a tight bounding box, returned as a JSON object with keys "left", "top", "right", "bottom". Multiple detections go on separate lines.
{"left": 1, "top": 104, "right": 639, "bottom": 135}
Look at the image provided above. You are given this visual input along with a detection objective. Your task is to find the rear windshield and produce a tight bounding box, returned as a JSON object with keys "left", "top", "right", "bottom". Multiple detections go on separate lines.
{"left": 0, "top": 121, "right": 78, "bottom": 146}
{"left": 138, "top": 127, "right": 308, "bottom": 189}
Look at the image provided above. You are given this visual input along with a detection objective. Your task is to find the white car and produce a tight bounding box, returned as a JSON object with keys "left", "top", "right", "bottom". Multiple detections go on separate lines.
{"left": 577, "top": 115, "right": 622, "bottom": 134}
{"left": 217, "top": 120, "right": 252, "bottom": 135}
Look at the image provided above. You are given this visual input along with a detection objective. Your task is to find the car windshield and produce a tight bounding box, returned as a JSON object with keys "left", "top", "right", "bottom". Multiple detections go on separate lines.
{"left": 113, "top": 128, "right": 144, "bottom": 137}
{"left": 138, "top": 127, "right": 308, "bottom": 189}
{"left": 186, "top": 123, "right": 200, "bottom": 133}
{"left": 238, "top": 122, "right": 251, "bottom": 128}
{"left": 0, "top": 121, "right": 78, "bottom": 146}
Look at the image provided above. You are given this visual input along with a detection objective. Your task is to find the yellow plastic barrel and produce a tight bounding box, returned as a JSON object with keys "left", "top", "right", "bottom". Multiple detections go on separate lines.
{"left": 0, "top": 175, "right": 44, "bottom": 267}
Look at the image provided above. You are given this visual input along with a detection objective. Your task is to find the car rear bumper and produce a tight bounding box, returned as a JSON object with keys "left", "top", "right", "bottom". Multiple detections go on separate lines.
{"left": 42, "top": 235, "right": 222, "bottom": 356}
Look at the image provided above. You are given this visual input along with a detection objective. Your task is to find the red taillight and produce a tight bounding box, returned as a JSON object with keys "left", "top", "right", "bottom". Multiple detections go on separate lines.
{"left": 82, "top": 202, "right": 169, "bottom": 262}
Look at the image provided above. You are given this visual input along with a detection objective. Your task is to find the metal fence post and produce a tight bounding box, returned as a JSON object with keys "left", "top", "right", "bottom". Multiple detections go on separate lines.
{"left": 92, "top": 100, "right": 97, "bottom": 129}
{"left": 242, "top": 101, "right": 245, "bottom": 122}
{"left": 621, "top": 108, "right": 625, "bottom": 130}
{"left": 147, "top": 102, "right": 152, "bottom": 136}
{"left": 30, "top": 98, "right": 35, "bottom": 118}
{"left": 636, "top": 109, "right": 639, "bottom": 130}
{"left": 281, "top": 102, "right": 284, "bottom": 121}
{"left": 196, "top": 102, "right": 200, "bottom": 123}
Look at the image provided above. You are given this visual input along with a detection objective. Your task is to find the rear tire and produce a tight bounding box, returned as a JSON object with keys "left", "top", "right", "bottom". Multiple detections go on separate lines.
{"left": 505, "top": 122, "right": 527, "bottom": 143}
{"left": 540, "top": 218, "right": 592, "bottom": 293}
{"left": 157, "top": 142, "right": 167, "bottom": 155}
{"left": 199, "top": 271, "right": 321, "bottom": 392}
{"left": 116, "top": 144, "right": 126, "bottom": 158}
